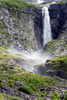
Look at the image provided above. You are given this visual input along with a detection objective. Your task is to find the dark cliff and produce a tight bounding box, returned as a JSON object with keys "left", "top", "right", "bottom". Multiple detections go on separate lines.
{"left": 44, "top": 3, "right": 67, "bottom": 57}
{"left": 49, "top": 3, "right": 67, "bottom": 39}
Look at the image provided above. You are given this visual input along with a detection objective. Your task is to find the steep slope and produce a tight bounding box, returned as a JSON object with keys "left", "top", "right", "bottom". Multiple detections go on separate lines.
{"left": 42, "top": 3, "right": 67, "bottom": 81}
{"left": 49, "top": 3, "right": 67, "bottom": 39}
{"left": 44, "top": 3, "right": 67, "bottom": 57}
{"left": 0, "top": 0, "right": 43, "bottom": 50}
{"left": 0, "top": 47, "right": 67, "bottom": 100}
{"left": 0, "top": 0, "right": 67, "bottom": 100}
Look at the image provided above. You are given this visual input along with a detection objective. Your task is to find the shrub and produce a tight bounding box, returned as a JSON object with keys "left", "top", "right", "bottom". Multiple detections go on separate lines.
{"left": 18, "top": 86, "right": 33, "bottom": 95}
{"left": 51, "top": 92, "right": 60, "bottom": 100}
{"left": 0, "top": 93, "right": 4, "bottom": 100}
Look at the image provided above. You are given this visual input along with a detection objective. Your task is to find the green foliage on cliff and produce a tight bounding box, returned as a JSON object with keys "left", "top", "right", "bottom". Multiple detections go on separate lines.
{"left": 45, "top": 56, "right": 67, "bottom": 79}
{"left": 44, "top": 33, "right": 67, "bottom": 57}
{"left": 56, "top": 1, "right": 67, "bottom": 4}
{"left": 0, "top": 0, "right": 37, "bottom": 15}
{"left": 45, "top": 39, "right": 57, "bottom": 52}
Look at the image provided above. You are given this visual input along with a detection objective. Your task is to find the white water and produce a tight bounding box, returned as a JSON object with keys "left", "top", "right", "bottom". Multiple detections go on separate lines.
{"left": 37, "top": 0, "right": 45, "bottom": 4}
{"left": 37, "top": 0, "right": 40, "bottom": 3}
{"left": 42, "top": 7, "right": 52, "bottom": 47}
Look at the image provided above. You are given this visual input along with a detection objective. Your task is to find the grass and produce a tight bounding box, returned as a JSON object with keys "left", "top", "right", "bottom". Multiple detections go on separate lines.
{"left": 0, "top": 46, "right": 66, "bottom": 99}
{"left": 51, "top": 92, "right": 60, "bottom": 100}
{"left": 0, "top": 61, "right": 58, "bottom": 99}
{"left": 0, "top": 93, "right": 4, "bottom": 100}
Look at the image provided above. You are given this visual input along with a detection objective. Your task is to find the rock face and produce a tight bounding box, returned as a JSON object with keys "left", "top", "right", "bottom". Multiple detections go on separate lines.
{"left": 39, "top": 56, "right": 67, "bottom": 79}
{"left": 49, "top": 3, "right": 67, "bottom": 39}
{"left": 44, "top": 3, "right": 67, "bottom": 57}
{"left": 1, "top": 3, "right": 67, "bottom": 51}
{"left": 0, "top": 4, "right": 43, "bottom": 50}
{"left": 45, "top": 32, "right": 67, "bottom": 57}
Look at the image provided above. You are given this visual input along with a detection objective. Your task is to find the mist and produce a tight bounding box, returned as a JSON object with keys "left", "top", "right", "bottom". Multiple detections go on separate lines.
{"left": 8, "top": 48, "right": 51, "bottom": 73}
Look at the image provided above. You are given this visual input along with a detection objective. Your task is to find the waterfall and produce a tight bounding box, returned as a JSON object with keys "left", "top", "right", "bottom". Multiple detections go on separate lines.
{"left": 37, "top": 0, "right": 45, "bottom": 4}
{"left": 38, "top": 0, "right": 40, "bottom": 3}
{"left": 8, "top": 2, "right": 52, "bottom": 75}
{"left": 42, "top": 7, "right": 52, "bottom": 47}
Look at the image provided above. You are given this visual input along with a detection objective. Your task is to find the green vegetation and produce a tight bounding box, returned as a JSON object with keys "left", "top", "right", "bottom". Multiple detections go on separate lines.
{"left": 46, "top": 56, "right": 67, "bottom": 69}
{"left": 51, "top": 92, "right": 60, "bottom": 100}
{"left": 0, "top": 0, "right": 66, "bottom": 100}
{"left": 44, "top": 33, "right": 67, "bottom": 57}
{"left": 0, "top": 46, "right": 66, "bottom": 99}
{"left": 45, "top": 39, "right": 57, "bottom": 52}
{"left": 9, "top": 97, "right": 22, "bottom": 100}
{"left": 0, "top": 59, "right": 58, "bottom": 95}
{"left": 0, "top": 0, "right": 38, "bottom": 49}
{"left": 0, "top": 0, "right": 37, "bottom": 16}
{"left": 56, "top": 1, "right": 67, "bottom": 4}
{"left": 0, "top": 93, "right": 4, "bottom": 100}
{"left": 0, "top": 93, "right": 22, "bottom": 100}
{"left": 45, "top": 56, "right": 67, "bottom": 79}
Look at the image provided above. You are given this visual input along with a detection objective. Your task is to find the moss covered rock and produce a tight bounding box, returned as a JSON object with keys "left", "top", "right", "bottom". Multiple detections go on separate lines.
{"left": 42, "top": 56, "right": 67, "bottom": 79}
{"left": 44, "top": 32, "right": 67, "bottom": 57}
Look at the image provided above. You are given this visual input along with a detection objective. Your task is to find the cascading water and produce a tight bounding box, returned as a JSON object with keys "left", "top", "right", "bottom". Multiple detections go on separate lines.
{"left": 42, "top": 7, "right": 52, "bottom": 47}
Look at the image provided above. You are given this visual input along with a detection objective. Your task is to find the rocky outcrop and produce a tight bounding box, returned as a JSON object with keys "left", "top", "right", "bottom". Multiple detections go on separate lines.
{"left": 49, "top": 3, "right": 67, "bottom": 39}
{"left": 38, "top": 56, "right": 67, "bottom": 79}
{"left": 0, "top": 3, "right": 43, "bottom": 50}
{"left": 44, "top": 32, "right": 67, "bottom": 57}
